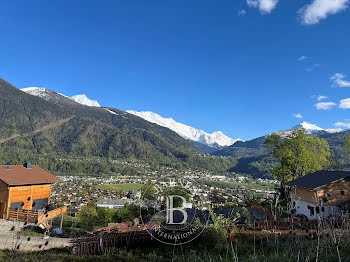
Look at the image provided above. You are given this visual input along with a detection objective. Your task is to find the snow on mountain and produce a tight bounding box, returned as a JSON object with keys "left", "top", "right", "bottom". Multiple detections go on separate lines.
{"left": 291, "top": 121, "right": 324, "bottom": 133}
{"left": 21, "top": 87, "right": 101, "bottom": 107}
{"left": 324, "top": 128, "right": 343, "bottom": 133}
{"left": 21, "top": 87, "right": 49, "bottom": 98}
{"left": 127, "top": 110, "right": 240, "bottom": 148}
{"left": 71, "top": 94, "right": 101, "bottom": 107}
{"left": 290, "top": 121, "right": 342, "bottom": 134}
{"left": 104, "top": 108, "right": 119, "bottom": 115}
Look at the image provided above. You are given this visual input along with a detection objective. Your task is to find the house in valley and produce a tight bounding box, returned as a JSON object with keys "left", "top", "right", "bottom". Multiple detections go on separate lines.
{"left": 286, "top": 170, "right": 350, "bottom": 219}
{"left": 0, "top": 162, "right": 67, "bottom": 224}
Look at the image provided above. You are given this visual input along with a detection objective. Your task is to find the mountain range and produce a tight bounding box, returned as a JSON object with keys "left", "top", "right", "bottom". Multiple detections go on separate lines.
{"left": 213, "top": 123, "right": 349, "bottom": 178}
{"left": 126, "top": 110, "right": 241, "bottom": 150}
{"left": 2, "top": 80, "right": 349, "bottom": 178}
{"left": 0, "top": 79, "right": 237, "bottom": 176}
{"left": 21, "top": 87, "right": 241, "bottom": 151}
{"left": 21, "top": 87, "right": 344, "bottom": 153}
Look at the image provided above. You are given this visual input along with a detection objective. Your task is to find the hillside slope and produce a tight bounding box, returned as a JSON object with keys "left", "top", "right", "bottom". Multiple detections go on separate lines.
{"left": 214, "top": 129, "right": 350, "bottom": 178}
{"left": 0, "top": 79, "right": 237, "bottom": 173}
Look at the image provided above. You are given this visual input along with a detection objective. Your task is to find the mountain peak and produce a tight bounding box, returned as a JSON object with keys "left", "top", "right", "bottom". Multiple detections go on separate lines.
{"left": 20, "top": 87, "right": 55, "bottom": 100}
{"left": 21, "top": 88, "right": 101, "bottom": 107}
{"left": 293, "top": 121, "right": 323, "bottom": 132}
{"left": 71, "top": 94, "right": 101, "bottom": 107}
{"left": 290, "top": 121, "right": 343, "bottom": 134}
{"left": 127, "top": 110, "right": 240, "bottom": 148}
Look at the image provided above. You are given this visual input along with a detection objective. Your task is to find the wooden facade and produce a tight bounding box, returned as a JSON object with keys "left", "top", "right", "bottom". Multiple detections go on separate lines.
{"left": 0, "top": 180, "right": 53, "bottom": 219}
{"left": 0, "top": 164, "right": 66, "bottom": 224}
{"left": 290, "top": 177, "right": 350, "bottom": 207}
{"left": 315, "top": 177, "right": 350, "bottom": 206}
{"left": 290, "top": 187, "right": 318, "bottom": 205}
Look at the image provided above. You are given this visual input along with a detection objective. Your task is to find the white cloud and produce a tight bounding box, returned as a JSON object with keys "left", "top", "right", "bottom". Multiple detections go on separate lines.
{"left": 298, "top": 0, "right": 349, "bottom": 25}
{"left": 306, "top": 63, "right": 320, "bottom": 72}
{"left": 317, "top": 95, "right": 327, "bottom": 101}
{"left": 334, "top": 121, "right": 350, "bottom": 128}
{"left": 339, "top": 98, "right": 350, "bottom": 109}
{"left": 331, "top": 73, "right": 350, "bottom": 87}
{"left": 293, "top": 113, "right": 303, "bottom": 119}
{"left": 315, "top": 101, "right": 336, "bottom": 110}
{"left": 238, "top": 9, "right": 247, "bottom": 16}
{"left": 247, "top": 0, "right": 279, "bottom": 14}
{"left": 297, "top": 56, "right": 308, "bottom": 61}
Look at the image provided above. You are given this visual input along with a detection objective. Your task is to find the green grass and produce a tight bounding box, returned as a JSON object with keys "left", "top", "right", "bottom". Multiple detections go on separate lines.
{"left": 97, "top": 183, "right": 143, "bottom": 191}
{"left": 16, "top": 229, "right": 44, "bottom": 237}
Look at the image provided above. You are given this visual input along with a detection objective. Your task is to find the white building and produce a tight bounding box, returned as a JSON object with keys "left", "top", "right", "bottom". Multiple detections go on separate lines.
{"left": 96, "top": 198, "right": 133, "bottom": 209}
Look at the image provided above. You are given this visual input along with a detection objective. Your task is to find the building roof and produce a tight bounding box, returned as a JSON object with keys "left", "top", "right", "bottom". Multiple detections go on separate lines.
{"left": 0, "top": 165, "right": 61, "bottom": 186}
{"left": 96, "top": 199, "right": 133, "bottom": 206}
{"left": 285, "top": 170, "right": 350, "bottom": 190}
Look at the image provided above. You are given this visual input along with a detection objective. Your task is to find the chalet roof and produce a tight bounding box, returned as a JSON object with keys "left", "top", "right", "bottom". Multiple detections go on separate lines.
{"left": 285, "top": 170, "right": 350, "bottom": 190}
{"left": 0, "top": 165, "right": 61, "bottom": 186}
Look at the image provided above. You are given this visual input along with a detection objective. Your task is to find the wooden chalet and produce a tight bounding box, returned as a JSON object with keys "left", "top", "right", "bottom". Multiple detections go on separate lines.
{"left": 0, "top": 162, "right": 67, "bottom": 224}
{"left": 286, "top": 170, "right": 350, "bottom": 219}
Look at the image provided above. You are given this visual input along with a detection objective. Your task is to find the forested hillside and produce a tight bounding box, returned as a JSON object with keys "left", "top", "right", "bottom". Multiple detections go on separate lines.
{"left": 0, "top": 79, "right": 237, "bottom": 174}
{"left": 214, "top": 130, "right": 350, "bottom": 178}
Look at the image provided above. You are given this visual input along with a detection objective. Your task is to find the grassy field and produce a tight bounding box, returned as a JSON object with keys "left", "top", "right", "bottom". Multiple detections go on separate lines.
{"left": 97, "top": 183, "right": 143, "bottom": 191}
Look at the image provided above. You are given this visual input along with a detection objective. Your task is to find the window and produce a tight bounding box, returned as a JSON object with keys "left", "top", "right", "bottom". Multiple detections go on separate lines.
{"left": 292, "top": 201, "right": 296, "bottom": 207}
{"left": 32, "top": 198, "right": 48, "bottom": 210}
{"left": 316, "top": 207, "right": 320, "bottom": 214}
{"left": 310, "top": 207, "right": 315, "bottom": 216}
{"left": 341, "top": 190, "right": 345, "bottom": 195}
{"left": 10, "top": 202, "right": 24, "bottom": 209}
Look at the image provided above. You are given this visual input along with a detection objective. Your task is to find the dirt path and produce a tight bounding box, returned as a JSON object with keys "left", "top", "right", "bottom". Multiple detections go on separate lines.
{"left": 0, "top": 116, "right": 74, "bottom": 145}
{"left": 33, "top": 117, "right": 74, "bottom": 134}
{"left": 0, "top": 134, "right": 21, "bottom": 144}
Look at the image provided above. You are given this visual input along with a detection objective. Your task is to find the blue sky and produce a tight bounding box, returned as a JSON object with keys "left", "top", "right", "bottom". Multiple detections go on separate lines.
{"left": 0, "top": 0, "right": 349, "bottom": 140}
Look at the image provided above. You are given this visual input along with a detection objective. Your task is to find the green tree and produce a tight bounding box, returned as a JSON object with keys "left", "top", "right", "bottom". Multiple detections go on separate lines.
{"left": 113, "top": 204, "right": 139, "bottom": 222}
{"left": 96, "top": 207, "right": 115, "bottom": 226}
{"left": 141, "top": 182, "right": 157, "bottom": 200}
{"left": 164, "top": 187, "right": 191, "bottom": 208}
{"left": 265, "top": 129, "right": 331, "bottom": 183}
{"left": 78, "top": 206, "right": 98, "bottom": 230}
{"left": 345, "top": 136, "right": 350, "bottom": 158}
{"left": 223, "top": 202, "right": 238, "bottom": 208}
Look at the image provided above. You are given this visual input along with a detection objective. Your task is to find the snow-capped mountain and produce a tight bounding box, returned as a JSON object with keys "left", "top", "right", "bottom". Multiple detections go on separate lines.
{"left": 127, "top": 110, "right": 240, "bottom": 148}
{"left": 21, "top": 87, "right": 342, "bottom": 150}
{"left": 291, "top": 121, "right": 323, "bottom": 133}
{"left": 21, "top": 87, "right": 50, "bottom": 98}
{"left": 71, "top": 94, "right": 101, "bottom": 107}
{"left": 290, "top": 121, "right": 342, "bottom": 134}
{"left": 21, "top": 87, "right": 101, "bottom": 107}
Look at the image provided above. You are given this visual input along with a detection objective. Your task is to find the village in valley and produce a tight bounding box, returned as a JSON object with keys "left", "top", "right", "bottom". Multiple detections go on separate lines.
{"left": 51, "top": 167, "right": 278, "bottom": 214}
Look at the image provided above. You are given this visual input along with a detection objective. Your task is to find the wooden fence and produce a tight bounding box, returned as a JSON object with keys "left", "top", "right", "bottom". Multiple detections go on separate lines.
{"left": 8, "top": 206, "right": 67, "bottom": 224}
{"left": 8, "top": 208, "right": 39, "bottom": 223}
{"left": 37, "top": 206, "right": 67, "bottom": 224}
{"left": 72, "top": 230, "right": 153, "bottom": 256}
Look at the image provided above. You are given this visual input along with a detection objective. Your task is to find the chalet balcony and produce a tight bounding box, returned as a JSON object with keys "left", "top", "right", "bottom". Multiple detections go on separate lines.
{"left": 7, "top": 206, "right": 67, "bottom": 224}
